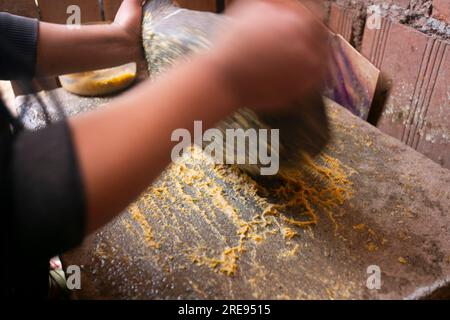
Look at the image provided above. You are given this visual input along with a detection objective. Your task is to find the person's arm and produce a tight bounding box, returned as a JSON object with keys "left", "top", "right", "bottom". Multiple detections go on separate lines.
{"left": 2, "top": 0, "right": 139, "bottom": 262}
{"left": 36, "top": 0, "right": 143, "bottom": 76}
{"left": 11, "top": 120, "right": 85, "bottom": 259}
{"left": 70, "top": 0, "right": 328, "bottom": 233}
{"left": 0, "top": 0, "right": 142, "bottom": 80}
{"left": 0, "top": 12, "right": 39, "bottom": 80}
{"left": 71, "top": 54, "right": 237, "bottom": 233}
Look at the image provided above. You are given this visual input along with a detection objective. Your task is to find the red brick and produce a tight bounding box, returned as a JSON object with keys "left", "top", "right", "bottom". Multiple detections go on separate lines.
{"left": 414, "top": 45, "right": 450, "bottom": 168}
{"left": 433, "top": 0, "right": 450, "bottom": 23}
{"left": 391, "top": 0, "right": 411, "bottom": 8}
{"left": 328, "top": 3, "right": 355, "bottom": 43}
{"left": 361, "top": 18, "right": 450, "bottom": 169}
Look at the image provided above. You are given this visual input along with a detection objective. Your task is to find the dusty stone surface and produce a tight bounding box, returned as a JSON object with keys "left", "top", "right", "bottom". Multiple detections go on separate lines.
{"left": 51, "top": 93, "right": 450, "bottom": 300}
{"left": 15, "top": 89, "right": 113, "bottom": 130}
{"left": 14, "top": 88, "right": 450, "bottom": 299}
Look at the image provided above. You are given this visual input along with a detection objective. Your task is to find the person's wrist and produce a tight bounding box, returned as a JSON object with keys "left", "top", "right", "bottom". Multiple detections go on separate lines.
{"left": 201, "top": 51, "right": 243, "bottom": 113}
{"left": 109, "top": 23, "right": 142, "bottom": 61}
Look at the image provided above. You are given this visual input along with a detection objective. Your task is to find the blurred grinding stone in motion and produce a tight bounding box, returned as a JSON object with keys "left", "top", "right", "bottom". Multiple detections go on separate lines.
{"left": 142, "top": 0, "right": 330, "bottom": 176}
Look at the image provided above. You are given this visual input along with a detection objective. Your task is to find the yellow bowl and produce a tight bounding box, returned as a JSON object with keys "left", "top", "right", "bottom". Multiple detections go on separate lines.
{"left": 59, "top": 63, "right": 137, "bottom": 97}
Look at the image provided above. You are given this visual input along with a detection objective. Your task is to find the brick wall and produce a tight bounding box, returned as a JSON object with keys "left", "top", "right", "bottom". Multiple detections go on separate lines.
{"left": 325, "top": 0, "right": 449, "bottom": 169}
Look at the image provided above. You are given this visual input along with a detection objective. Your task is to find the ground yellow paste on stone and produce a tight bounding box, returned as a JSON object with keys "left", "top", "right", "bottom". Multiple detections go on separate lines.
{"left": 127, "top": 145, "right": 354, "bottom": 276}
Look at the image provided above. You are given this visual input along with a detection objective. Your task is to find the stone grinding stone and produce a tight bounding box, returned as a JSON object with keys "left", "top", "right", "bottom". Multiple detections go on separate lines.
{"left": 16, "top": 89, "right": 450, "bottom": 299}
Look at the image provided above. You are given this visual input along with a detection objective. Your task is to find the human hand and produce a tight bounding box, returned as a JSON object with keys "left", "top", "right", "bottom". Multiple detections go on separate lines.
{"left": 208, "top": 0, "right": 329, "bottom": 112}
{"left": 111, "top": 0, "right": 144, "bottom": 59}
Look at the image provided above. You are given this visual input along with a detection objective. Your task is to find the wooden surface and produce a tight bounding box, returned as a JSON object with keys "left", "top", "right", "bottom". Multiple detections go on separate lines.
{"left": 174, "top": 0, "right": 216, "bottom": 12}
{"left": 0, "top": 0, "right": 38, "bottom": 18}
{"left": 103, "top": 0, "right": 123, "bottom": 21}
{"left": 10, "top": 78, "right": 60, "bottom": 97}
{"left": 15, "top": 89, "right": 450, "bottom": 299}
{"left": 38, "top": 0, "right": 102, "bottom": 24}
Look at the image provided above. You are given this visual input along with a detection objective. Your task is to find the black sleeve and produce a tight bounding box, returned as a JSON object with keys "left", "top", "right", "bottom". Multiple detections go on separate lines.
{"left": 0, "top": 12, "right": 39, "bottom": 80}
{"left": 10, "top": 120, "right": 86, "bottom": 259}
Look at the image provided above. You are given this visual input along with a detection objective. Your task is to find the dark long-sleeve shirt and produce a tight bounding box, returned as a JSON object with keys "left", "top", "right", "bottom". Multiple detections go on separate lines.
{"left": 0, "top": 12, "right": 86, "bottom": 297}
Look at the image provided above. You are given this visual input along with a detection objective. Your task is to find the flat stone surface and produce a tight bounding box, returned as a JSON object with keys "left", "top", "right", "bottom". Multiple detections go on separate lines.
{"left": 15, "top": 89, "right": 113, "bottom": 130}
{"left": 16, "top": 89, "right": 450, "bottom": 299}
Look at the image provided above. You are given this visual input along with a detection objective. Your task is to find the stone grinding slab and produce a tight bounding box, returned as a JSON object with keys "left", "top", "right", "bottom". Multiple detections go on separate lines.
{"left": 16, "top": 89, "right": 450, "bottom": 299}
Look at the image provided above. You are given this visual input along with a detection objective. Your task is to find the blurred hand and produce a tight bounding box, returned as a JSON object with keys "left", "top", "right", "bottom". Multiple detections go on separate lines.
{"left": 209, "top": 0, "right": 329, "bottom": 112}
{"left": 111, "top": 0, "right": 143, "bottom": 58}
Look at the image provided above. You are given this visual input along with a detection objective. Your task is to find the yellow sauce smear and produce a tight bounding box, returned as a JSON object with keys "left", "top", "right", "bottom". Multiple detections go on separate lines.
{"left": 129, "top": 203, "right": 160, "bottom": 249}
{"left": 183, "top": 147, "right": 353, "bottom": 276}
{"left": 91, "top": 73, "right": 135, "bottom": 89}
{"left": 125, "top": 146, "right": 353, "bottom": 276}
{"left": 283, "top": 227, "right": 298, "bottom": 240}
{"left": 61, "top": 72, "right": 135, "bottom": 96}
{"left": 261, "top": 153, "right": 353, "bottom": 233}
